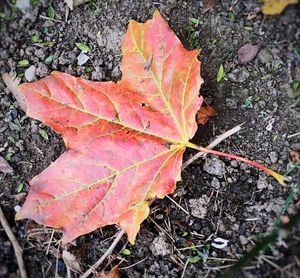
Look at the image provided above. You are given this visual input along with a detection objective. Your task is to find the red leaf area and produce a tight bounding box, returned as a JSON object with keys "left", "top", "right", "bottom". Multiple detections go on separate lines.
{"left": 16, "top": 11, "right": 203, "bottom": 243}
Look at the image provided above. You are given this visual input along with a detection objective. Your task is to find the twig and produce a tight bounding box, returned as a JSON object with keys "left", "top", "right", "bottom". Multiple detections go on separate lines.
{"left": 119, "top": 257, "right": 148, "bottom": 270}
{"left": 39, "top": 15, "right": 63, "bottom": 23}
{"left": 80, "top": 229, "right": 125, "bottom": 278}
{"left": 287, "top": 132, "right": 300, "bottom": 139}
{"left": 180, "top": 259, "right": 189, "bottom": 278}
{"left": 0, "top": 206, "right": 27, "bottom": 278}
{"left": 182, "top": 124, "right": 243, "bottom": 170}
{"left": 166, "top": 195, "right": 190, "bottom": 215}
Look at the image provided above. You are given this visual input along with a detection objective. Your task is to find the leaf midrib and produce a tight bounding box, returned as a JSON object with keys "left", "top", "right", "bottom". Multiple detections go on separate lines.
{"left": 127, "top": 24, "right": 187, "bottom": 141}
{"left": 27, "top": 83, "right": 183, "bottom": 145}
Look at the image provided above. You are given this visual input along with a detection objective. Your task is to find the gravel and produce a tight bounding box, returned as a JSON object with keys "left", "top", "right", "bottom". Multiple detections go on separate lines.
{"left": 203, "top": 157, "right": 226, "bottom": 177}
{"left": 189, "top": 195, "right": 209, "bottom": 219}
{"left": 150, "top": 234, "right": 172, "bottom": 256}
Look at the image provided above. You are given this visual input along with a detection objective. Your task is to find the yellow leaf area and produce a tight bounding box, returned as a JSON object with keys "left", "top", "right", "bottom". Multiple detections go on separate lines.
{"left": 262, "top": 0, "right": 298, "bottom": 15}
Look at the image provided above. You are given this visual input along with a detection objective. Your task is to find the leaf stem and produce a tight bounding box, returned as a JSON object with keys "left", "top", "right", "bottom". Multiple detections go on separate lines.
{"left": 186, "top": 142, "right": 288, "bottom": 185}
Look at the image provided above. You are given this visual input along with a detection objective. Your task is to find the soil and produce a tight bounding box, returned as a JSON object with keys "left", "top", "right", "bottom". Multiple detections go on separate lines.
{"left": 0, "top": 0, "right": 300, "bottom": 277}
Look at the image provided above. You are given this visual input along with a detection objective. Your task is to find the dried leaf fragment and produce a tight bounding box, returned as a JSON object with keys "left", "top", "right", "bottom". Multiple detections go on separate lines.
{"left": 289, "top": 150, "right": 300, "bottom": 163}
{"left": 1, "top": 73, "right": 27, "bottom": 112}
{"left": 62, "top": 250, "right": 83, "bottom": 274}
{"left": 0, "top": 156, "right": 14, "bottom": 174}
{"left": 203, "top": 0, "right": 220, "bottom": 13}
{"left": 262, "top": 0, "right": 299, "bottom": 15}
{"left": 238, "top": 43, "right": 261, "bottom": 64}
{"left": 64, "top": 0, "right": 89, "bottom": 10}
{"left": 196, "top": 105, "right": 217, "bottom": 125}
{"left": 97, "top": 265, "right": 120, "bottom": 278}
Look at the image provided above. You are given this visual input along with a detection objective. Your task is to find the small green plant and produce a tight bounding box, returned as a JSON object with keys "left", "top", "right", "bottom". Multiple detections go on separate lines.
{"left": 18, "top": 59, "right": 29, "bottom": 66}
{"left": 75, "top": 42, "right": 91, "bottom": 53}
{"left": 47, "top": 5, "right": 55, "bottom": 18}
{"left": 217, "top": 64, "right": 227, "bottom": 82}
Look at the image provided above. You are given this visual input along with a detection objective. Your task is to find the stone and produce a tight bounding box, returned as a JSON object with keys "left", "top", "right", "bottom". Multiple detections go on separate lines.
{"left": 150, "top": 234, "right": 172, "bottom": 256}
{"left": 257, "top": 175, "right": 268, "bottom": 189}
{"left": 91, "top": 68, "right": 103, "bottom": 80}
{"left": 225, "top": 98, "right": 238, "bottom": 109}
{"left": 77, "top": 52, "right": 89, "bottom": 66}
{"left": 269, "top": 151, "right": 278, "bottom": 163}
{"left": 189, "top": 195, "right": 209, "bottom": 219}
{"left": 211, "top": 177, "right": 221, "bottom": 189}
{"left": 203, "top": 157, "right": 226, "bottom": 177}
{"left": 258, "top": 48, "right": 273, "bottom": 65}
{"left": 36, "top": 62, "right": 48, "bottom": 77}
{"left": 25, "top": 65, "right": 36, "bottom": 82}
{"left": 228, "top": 68, "right": 249, "bottom": 83}
{"left": 16, "top": 0, "right": 31, "bottom": 10}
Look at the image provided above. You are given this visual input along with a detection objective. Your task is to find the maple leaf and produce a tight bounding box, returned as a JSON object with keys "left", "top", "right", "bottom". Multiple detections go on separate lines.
{"left": 9, "top": 10, "right": 287, "bottom": 245}
{"left": 14, "top": 11, "right": 203, "bottom": 244}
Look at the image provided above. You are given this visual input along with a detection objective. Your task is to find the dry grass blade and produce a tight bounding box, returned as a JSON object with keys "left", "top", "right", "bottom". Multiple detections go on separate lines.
{"left": 182, "top": 124, "right": 243, "bottom": 170}
{"left": 0, "top": 206, "right": 27, "bottom": 278}
{"left": 80, "top": 229, "right": 125, "bottom": 278}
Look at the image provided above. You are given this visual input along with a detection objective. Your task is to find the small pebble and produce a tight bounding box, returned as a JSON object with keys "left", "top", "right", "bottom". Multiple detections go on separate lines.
{"left": 203, "top": 157, "right": 226, "bottom": 177}
{"left": 14, "top": 205, "right": 21, "bottom": 212}
{"left": 77, "top": 52, "right": 89, "bottom": 66}
{"left": 269, "top": 151, "right": 278, "bottom": 163}
{"left": 211, "top": 177, "right": 221, "bottom": 189}
{"left": 25, "top": 65, "right": 37, "bottom": 82}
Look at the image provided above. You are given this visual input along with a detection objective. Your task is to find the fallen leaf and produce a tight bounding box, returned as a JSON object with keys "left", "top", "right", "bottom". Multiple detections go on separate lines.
{"left": 75, "top": 42, "right": 91, "bottom": 53}
{"left": 14, "top": 10, "right": 203, "bottom": 244}
{"left": 217, "top": 64, "right": 225, "bottom": 82}
{"left": 289, "top": 150, "right": 300, "bottom": 163}
{"left": 97, "top": 265, "right": 120, "bottom": 278}
{"left": 47, "top": 5, "right": 55, "bottom": 19}
{"left": 64, "top": 0, "right": 89, "bottom": 10}
{"left": 0, "top": 156, "right": 14, "bottom": 174}
{"left": 238, "top": 43, "right": 261, "bottom": 64}
{"left": 8, "top": 10, "right": 288, "bottom": 246}
{"left": 261, "top": 0, "right": 299, "bottom": 15}
{"left": 62, "top": 250, "right": 83, "bottom": 274}
{"left": 196, "top": 105, "right": 217, "bottom": 125}
{"left": 203, "top": 0, "right": 220, "bottom": 13}
{"left": 11, "top": 193, "right": 27, "bottom": 202}
{"left": 1, "top": 73, "right": 27, "bottom": 111}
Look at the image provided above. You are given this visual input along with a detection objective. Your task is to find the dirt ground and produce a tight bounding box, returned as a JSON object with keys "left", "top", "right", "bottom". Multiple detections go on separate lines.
{"left": 0, "top": 0, "right": 300, "bottom": 277}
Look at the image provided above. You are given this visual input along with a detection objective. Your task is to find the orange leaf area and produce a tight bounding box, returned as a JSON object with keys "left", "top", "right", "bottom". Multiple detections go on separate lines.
{"left": 196, "top": 105, "right": 217, "bottom": 125}
{"left": 15, "top": 10, "right": 203, "bottom": 244}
